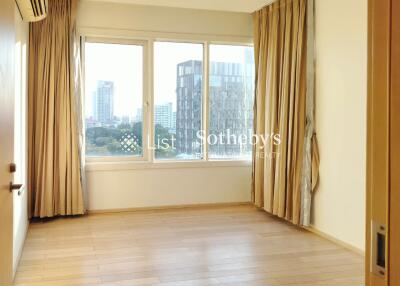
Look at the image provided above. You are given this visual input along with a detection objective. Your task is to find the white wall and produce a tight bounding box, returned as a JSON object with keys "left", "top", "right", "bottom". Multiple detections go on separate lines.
{"left": 79, "top": 1, "right": 367, "bottom": 252}
{"left": 86, "top": 164, "right": 252, "bottom": 211}
{"left": 13, "top": 7, "right": 29, "bottom": 276}
{"left": 79, "top": 2, "right": 254, "bottom": 211}
{"left": 77, "top": 1, "right": 253, "bottom": 42}
{"left": 312, "top": 0, "right": 367, "bottom": 251}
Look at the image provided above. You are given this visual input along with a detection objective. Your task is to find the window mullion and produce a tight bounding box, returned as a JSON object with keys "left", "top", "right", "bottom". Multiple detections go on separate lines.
{"left": 202, "top": 42, "right": 210, "bottom": 161}
{"left": 147, "top": 39, "right": 155, "bottom": 163}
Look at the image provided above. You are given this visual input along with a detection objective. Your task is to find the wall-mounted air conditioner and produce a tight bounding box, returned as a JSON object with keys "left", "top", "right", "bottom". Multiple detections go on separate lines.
{"left": 15, "top": 0, "right": 48, "bottom": 22}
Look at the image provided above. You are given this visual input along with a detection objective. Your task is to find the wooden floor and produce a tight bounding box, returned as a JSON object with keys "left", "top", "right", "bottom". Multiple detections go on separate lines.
{"left": 14, "top": 205, "right": 364, "bottom": 286}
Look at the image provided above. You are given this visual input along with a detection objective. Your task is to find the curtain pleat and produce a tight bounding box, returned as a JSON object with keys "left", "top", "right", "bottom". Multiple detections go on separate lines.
{"left": 252, "top": 0, "right": 318, "bottom": 226}
{"left": 28, "top": 0, "right": 84, "bottom": 218}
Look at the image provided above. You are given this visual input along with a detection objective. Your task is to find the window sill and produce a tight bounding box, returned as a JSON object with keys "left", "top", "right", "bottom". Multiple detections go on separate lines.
{"left": 85, "top": 159, "right": 252, "bottom": 172}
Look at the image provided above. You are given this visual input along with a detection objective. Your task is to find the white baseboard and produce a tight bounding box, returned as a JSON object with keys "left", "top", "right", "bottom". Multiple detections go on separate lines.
{"left": 13, "top": 218, "right": 29, "bottom": 279}
{"left": 305, "top": 225, "right": 365, "bottom": 256}
{"left": 87, "top": 201, "right": 253, "bottom": 214}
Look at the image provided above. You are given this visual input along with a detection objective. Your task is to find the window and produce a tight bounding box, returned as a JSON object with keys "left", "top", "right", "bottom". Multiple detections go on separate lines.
{"left": 84, "top": 38, "right": 255, "bottom": 163}
{"left": 154, "top": 42, "right": 204, "bottom": 160}
{"left": 208, "top": 45, "right": 255, "bottom": 159}
{"left": 85, "top": 41, "right": 144, "bottom": 157}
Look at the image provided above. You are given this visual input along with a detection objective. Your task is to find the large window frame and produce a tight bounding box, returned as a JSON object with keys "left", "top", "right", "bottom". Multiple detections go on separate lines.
{"left": 83, "top": 36, "right": 254, "bottom": 167}
{"left": 83, "top": 37, "right": 150, "bottom": 163}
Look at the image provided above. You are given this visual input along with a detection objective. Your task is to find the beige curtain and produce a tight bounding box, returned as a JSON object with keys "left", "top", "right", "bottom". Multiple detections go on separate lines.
{"left": 252, "top": 0, "right": 319, "bottom": 225}
{"left": 28, "top": 0, "right": 84, "bottom": 218}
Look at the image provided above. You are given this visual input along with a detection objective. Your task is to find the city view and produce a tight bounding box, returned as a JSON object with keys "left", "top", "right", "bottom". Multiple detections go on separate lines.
{"left": 85, "top": 43, "right": 255, "bottom": 159}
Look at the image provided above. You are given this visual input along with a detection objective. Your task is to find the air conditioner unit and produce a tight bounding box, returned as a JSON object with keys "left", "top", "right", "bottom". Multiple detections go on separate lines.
{"left": 15, "top": 0, "right": 48, "bottom": 22}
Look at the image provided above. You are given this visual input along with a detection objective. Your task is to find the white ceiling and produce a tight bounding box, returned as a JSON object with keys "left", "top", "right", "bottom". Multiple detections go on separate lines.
{"left": 84, "top": 0, "right": 276, "bottom": 13}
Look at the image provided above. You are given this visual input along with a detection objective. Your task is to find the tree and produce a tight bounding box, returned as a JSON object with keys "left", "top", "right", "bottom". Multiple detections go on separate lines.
{"left": 154, "top": 124, "right": 177, "bottom": 158}
{"left": 86, "top": 122, "right": 176, "bottom": 157}
{"left": 95, "top": 137, "right": 112, "bottom": 147}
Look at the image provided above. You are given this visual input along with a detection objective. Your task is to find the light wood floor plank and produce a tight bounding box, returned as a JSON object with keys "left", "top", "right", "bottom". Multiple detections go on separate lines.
{"left": 14, "top": 205, "right": 364, "bottom": 286}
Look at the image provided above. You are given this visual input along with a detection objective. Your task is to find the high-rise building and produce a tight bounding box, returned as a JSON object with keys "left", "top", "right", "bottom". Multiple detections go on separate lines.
{"left": 155, "top": 103, "right": 173, "bottom": 130}
{"left": 176, "top": 59, "right": 254, "bottom": 157}
{"left": 134, "top": 108, "right": 143, "bottom": 123}
{"left": 172, "top": 111, "right": 177, "bottom": 131}
{"left": 176, "top": 60, "right": 203, "bottom": 156}
{"left": 121, "top": 116, "right": 130, "bottom": 124}
{"left": 208, "top": 55, "right": 254, "bottom": 157}
{"left": 93, "top": 81, "right": 114, "bottom": 123}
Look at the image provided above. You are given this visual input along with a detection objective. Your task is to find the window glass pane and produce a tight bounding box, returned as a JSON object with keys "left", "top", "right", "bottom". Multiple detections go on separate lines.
{"left": 154, "top": 42, "right": 203, "bottom": 160}
{"left": 85, "top": 42, "right": 144, "bottom": 157}
{"left": 208, "top": 45, "right": 255, "bottom": 159}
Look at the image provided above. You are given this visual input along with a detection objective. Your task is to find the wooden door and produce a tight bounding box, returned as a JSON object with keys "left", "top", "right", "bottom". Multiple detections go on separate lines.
{"left": 367, "top": 0, "right": 390, "bottom": 285}
{"left": 389, "top": 0, "right": 400, "bottom": 284}
{"left": 0, "top": 0, "right": 15, "bottom": 285}
{"left": 367, "top": 0, "right": 400, "bottom": 285}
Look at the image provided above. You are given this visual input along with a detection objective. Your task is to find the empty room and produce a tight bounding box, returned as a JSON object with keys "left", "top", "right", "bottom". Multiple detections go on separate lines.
{"left": 0, "top": 0, "right": 399, "bottom": 285}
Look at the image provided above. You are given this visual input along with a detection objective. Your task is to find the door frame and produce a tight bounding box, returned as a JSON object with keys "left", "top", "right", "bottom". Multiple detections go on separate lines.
{"left": 0, "top": 0, "right": 15, "bottom": 285}
{"left": 388, "top": 0, "right": 400, "bottom": 284}
{"left": 367, "top": 0, "right": 399, "bottom": 285}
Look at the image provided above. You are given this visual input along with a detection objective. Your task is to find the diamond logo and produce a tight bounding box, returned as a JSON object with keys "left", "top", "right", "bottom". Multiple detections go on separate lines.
{"left": 120, "top": 132, "right": 140, "bottom": 153}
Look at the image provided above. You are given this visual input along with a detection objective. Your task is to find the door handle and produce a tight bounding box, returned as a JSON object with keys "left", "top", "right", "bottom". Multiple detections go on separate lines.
{"left": 10, "top": 183, "right": 24, "bottom": 195}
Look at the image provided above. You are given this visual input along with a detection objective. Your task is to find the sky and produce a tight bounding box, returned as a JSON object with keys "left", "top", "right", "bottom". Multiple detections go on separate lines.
{"left": 85, "top": 41, "right": 253, "bottom": 118}
{"left": 85, "top": 42, "right": 143, "bottom": 119}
